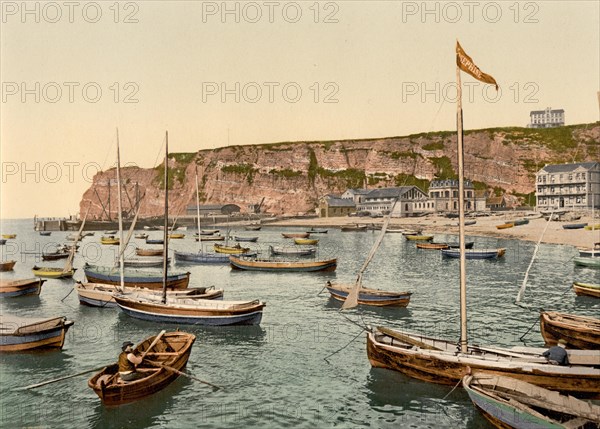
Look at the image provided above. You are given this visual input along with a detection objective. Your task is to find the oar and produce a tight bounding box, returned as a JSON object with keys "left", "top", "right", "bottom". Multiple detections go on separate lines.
{"left": 145, "top": 359, "right": 221, "bottom": 390}
{"left": 15, "top": 365, "right": 108, "bottom": 391}
{"left": 139, "top": 330, "right": 166, "bottom": 361}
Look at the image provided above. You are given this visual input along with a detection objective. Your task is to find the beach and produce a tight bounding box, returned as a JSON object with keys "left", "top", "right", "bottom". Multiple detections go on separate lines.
{"left": 264, "top": 212, "right": 600, "bottom": 249}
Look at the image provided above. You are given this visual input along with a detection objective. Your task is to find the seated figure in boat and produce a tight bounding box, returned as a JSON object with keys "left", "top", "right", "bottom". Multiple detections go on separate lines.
{"left": 542, "top": 339, "right": 569, "bottom": 366}
{"left": 118, "top": 341, "right": 144, "bottom": 381}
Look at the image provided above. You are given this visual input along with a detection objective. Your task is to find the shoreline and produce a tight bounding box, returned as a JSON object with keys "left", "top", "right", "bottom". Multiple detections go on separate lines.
{"left": 257, "top": 213, "right": 600, "bottom": 249}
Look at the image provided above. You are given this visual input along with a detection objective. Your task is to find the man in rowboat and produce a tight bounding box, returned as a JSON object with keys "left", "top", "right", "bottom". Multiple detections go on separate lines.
{"left": 542, "top": 339, "right": 569, "bottom": 366}
{"left": 118, "top": 341, "right": 144, "bottom": 381}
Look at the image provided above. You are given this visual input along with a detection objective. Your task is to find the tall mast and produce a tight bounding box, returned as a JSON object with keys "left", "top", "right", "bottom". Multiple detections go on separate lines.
{"left": 162, "top": 132, "right": 169, "bottom": 304}
{"left": 116, "top": 129, "right": 125, "bottom": 289}
{"left": 196, "top": 167, "right": 202, "bottom": 237}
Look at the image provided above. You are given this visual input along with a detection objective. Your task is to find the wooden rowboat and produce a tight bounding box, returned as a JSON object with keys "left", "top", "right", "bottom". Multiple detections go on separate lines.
{"left": 168, "top": 233, "right": 185, "bottom": 239}
{"left": 307, "top": 228, "right": 328, "bottom": 234}
{"left": 134, "top": 233, "right": 149, "bottom": 239}
{"left": 0, "top": 278, "right": 45, "bottom": 297}
{"left": 100, "top": 236, "right": 120, "bottom": 245}
{"left": 2, "top": 234, "right": 16, "bottom": 239}
{"left": 32, "top": 266, "right": 75, "bottom": 278}
{"left": 540, "top": 311, "right": 600, "bottom": 349}
{"left": 146, "top": 238, "right": 164, "bottom": 245}
{"left": 404, "top": 234, "right": 434, "bottom": 241}
{"left": 214, "top": 243, "right": 250, "bottom": 254}
{"left": 573, "top": 257, "right": 600, "bottom": 268}
{"left": 496, "top": 223, "right": 514, "bottom": 229}
{"left": 41, "top": 251, "right": 70, "bottom": 261}
{"left": 233, "top": 236, "right": 259, "bottom": 242}
{"left": 88, "top": 331, "right": 196, "bottom": 405}
{"left": 294, "top": 238, "right": 319, "bottom": 245}
{"left": 39, "top": 231, "right": 52, "bottom": 236}
{"left": 416, "top": 242, "right": 448, "bottom": 250}
{"left": 0, "top": 315, "right": 74, "bottom": 352}
{"left": 572, "top": 282, "right": 600, "bottom": 298}
{"left": 196, "top": 234, "right": 225, "bottom": 242}
{"left": 245, "top": 225, "right": 261, "bottom": 231}
{"left": 0, "top": 260, "right": 16, "bottom": 272}
{"left": 441, "top": 248, "right": 506, "bottom": 259}
{"left": 136, "top": 248, "right": 164, "bottom": 257}
{"left": 173, "top": 250, "right": 231, "bottom": 264}
{"left": 463, "top": 373, "right": 600, "bottom": 429}
{"left": 282, "top": 232, "right": 310, "bottom": 238}
{"left": 341, "top": 225, "right": 368, "bottom": 232}
{"left": 325, "top": 283, "right": 412, "bottom": 307}
{"left": 268, "top": 245, "right": 317, "bottom": 256}
{"left": 563, "top": 223, "right": 588, "bottom": 230}
{"left": 123, "top": 257, "right": 170, "bottom": 268}
{"left": 230, "top": 256, "right": 337, "bottom": 272}
{"left": 83, "top": 263, "right": 190, "bottom": 290}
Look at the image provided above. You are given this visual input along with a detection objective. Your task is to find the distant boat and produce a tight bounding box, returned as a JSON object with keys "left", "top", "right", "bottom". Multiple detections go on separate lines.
{"left": 282, "top": 232, "right": 310, "bottom": 238}
{"left": 325, "top": 282, "right": 412, "bottom": 307}
{"left": 306, "top": 228, "right": 327, "bottom": 234}
{"left": 269, "top": 245, "right": 316, "bottom": 256}
{"left": 214, "top": 243, "right": 251, "bottom": 254}
{"left": 584, "top": 224, "right": 600, "bottom": 230}
{"left": 104, "top": 230, "right": 117, "bottom": 235}
{"left": 134, "top": 233, "right": 149, "bottom": 239}
{"left": 441, "top": 248, "right": 506, "bottom": 259}
{"left": 404, "top": 234, "right": 434, "bottom": 241}
{"left": 340, "top": 225, "right": 367, "bottom": 232}
{"left": 136, "top": 248, "right": 163, "bottom": 257}
{"left": 41, "top": 251, "right": 70, "bottom": 261}
{"left": 32, "top": 266, "right": 75, "bottom": 278}
{"left": 563, "top": 223, "right": 588, "bottom": 230}
{"left": 577, "top": 247, "right": 600, "bottom": 257}
{"left": 385, "top": 227, "right": 405, "bottom": 233}
{"left": 416, "top": 242, "right": 449, "bottom": 250}
{"left": 195, "top": 234, "right": 225, "bottom": 242}
{"left": 146, "top": 238, "right": 164, "bottom": 245}
{"left": 572, "top": 282, "right": 600, "bottom": 298}
{"left": 495, "top": 223, "right": 514, "bottom": 229}
{"left": 0, "top": 315, "right": 74, "bottom": 352}
{"left": 230, "top": 256, "right": 337, "bottom": 272}
{"left": 39, "top": 231, "right": 51, "bottom": 236}
{"left": 573, "top": 257, "right": 600, "bottom": 268}
{"left": 513, "top": 218, "right": 529, "bottom": 226}
{"left": 143, "top": 226, "right": 159, "bottom": 231}
{"left": 464, "top": 220, "right": 477, "bottom": 226}
{"left": 294, "top": 238, "right": 318, "bottom": 245}
{"left": 0, "top": 278, "right": 45, "bottom": 297}
{"left": 0, "top": 239, "right": 6, "bottom": 245}
{"left": 539, "top": 311, "right": 600, "bottom": 349}
{"left": 1, "top": 234, "right": 16, "bottom": 239}
{"left": 123, "top": 257, "right": 170, "bottom": 268}
{"left": 100, "top": 236, "right": 120, "bottom": 245}
{"left": 463, "top": 373, "right": 600, "bottom": 429}
{"left": 0, "top": 260, "right": 16, "bottom": 272}
{"left": 245, "top": 225, "right": 262, "bottom": 231}
{"left": 88, "top": 331, "right": 195, "bottom": 405}
{"left": 197, "top": 229, "right": 220, "bottom": 235}
{"left": 446, "top": 241, "right": 475, "bottom": 249}
{"left": 83, "top": 263, "right": 190, "bottom": 290}
{"left": 168, "top": 233, "right": 185, "bottom": 239}
{"left": 234, "top": 236, "right": 259, "bottom": 242}
{"left": 173, "top": 250, "right": 231, "bottom": 264}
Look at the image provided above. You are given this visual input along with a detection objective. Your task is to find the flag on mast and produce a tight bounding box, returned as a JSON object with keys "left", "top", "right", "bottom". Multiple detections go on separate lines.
{"left": 456, "top": 41, "right": 498, "bottom": 90}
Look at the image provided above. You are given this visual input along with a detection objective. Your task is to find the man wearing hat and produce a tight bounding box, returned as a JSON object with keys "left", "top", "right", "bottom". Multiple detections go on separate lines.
{"left": 118, "top": 341, "right": 144, "bottom": 381}
{"left": 542, "top": 339, "right": 569, "bottom": 366}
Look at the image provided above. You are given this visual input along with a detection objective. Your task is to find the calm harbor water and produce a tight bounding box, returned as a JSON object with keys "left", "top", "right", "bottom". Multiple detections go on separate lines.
{"left": 1, "top": 218, "right": 599, "bottom": 428}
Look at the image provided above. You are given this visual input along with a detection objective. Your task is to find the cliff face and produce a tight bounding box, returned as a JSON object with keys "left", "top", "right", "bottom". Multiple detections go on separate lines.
{"left": 80, "top": 123, "right": 599, "bottom": 218}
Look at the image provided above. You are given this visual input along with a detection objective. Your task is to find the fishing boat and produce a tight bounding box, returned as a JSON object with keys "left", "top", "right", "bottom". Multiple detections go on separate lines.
{"left": 173, "top": 250, "right": 231, "bottom": 264}
{"left": 88, "top": 331, "right": 196, "bottom": 405}
{"left": 41, "top": 251, "right": 70, "bottom": 261}
{"left": 268, "top": 245, "right": 317, "bottom": 256}
{"left": 134, "top": 233, "right": 149, "bottom": 239}
{"left": 0, "top": 315, "right": 74, "bottom": 352}
{"left": 32, "top": 266, "right": 75, "bottom": 278}
{"left": 168, "top": 233, "right": 185, "bottom": 239}
{"left": 573, "top": 257, "right": 600, "bottom": 268}
{"left": 146, "top": 238, "right": 164, "bottom": 245}
{"left": 2, "top": 234, "right": 16, "bottom": 239}
{"left": 196, "top": 234, "right": 225, "bottom": 242}
{"left": 539, "top": 311, "right": 600, "bottom": 349}
{"left": 340, "top": 224, "right": 367, "bottom": 232}
{"left": 463, "top": 373, "right": 600, "bottom": 429}
{"left": 496, "top": 223, "right": 514, "bottom": 229}
{"left": 100, "top": 236, "right": 120, "bottom": 245}
{"left": 230, "top": 256, "right": 337, "bottom": 272}
{"left": 584, "top": 224, "right": 600, "bottom": 230}
{"left": 416, "top": 242, "right": 449, "bottom": 250}
{"left": 325, "top": 282, "right": 411, "bottom": 307}
{"left": 294, "top": 238, "right": 319, "bottom": 245}
{"left": 0, "top": 260, "right": 16, "bottom": 271}
{"left": 563, "top": 223, "right": 588, "bottom": 230}
{"left": 83, "top": 263, "right": 190, "bottom": 290}
{"left": 197, "top": 229, "right": 220, "bottom": 235}
{"left": 245, "top": 225, "right": 262, "bottom": 231}
{"left": 404, "top": 234, "right": 434, "bottom": 241}
{"left": 214, "top": 243, "right": 251, "bottom": 254}
{"left": 123, "top": 257, "right": 170, "bottom": 268}
{"left": 307, "top": 228, "right": 328, "bottom": 234}
{"left": 136, "top": 248, "right": 164, "bottom": 257}
{"left": 441, "top": 248, "right": 506, "bottom": 259}
{"left": 0, "top": 278, "right": 45, "bottom": 297}
{"left": 572, "top": 282, "right": 600, "bottom": 298}
{"left": 39, "top": 231, "right": 51, "bottom": 236}
{"left": 75, "top": 282, "right": 223, "bottom": 308}
{"left": 233, "top": 236, "right": 259, "bottom": 242}
{"left": 282, "top": 232, "right": 310, "bottom": 238}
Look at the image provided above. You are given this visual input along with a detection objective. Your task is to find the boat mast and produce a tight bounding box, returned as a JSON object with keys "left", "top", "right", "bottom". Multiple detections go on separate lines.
{"left": 456, "top": 58, "right": 468, "bottom": 353}
{"left": 195, "top": 167, "right": 201, "bottom": 240}
{"left": 162, "top": 132, "right": 169, "bottom": 304}
{"left": 116, "top": 129, "right": 125, "bottom": 289}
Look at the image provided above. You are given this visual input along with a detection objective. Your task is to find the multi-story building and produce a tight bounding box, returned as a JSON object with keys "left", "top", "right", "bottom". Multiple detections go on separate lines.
{"left": 529, "top": 107, "right": 565, "bottom": 128}
{"left": 358, "top": 186, "right": 432, "bottom": 217}
{"left": 318, "top": 195, "right": 356, "bottom": 217}
{"left": 340, "top": 188, "right": 371, "bottom": 205}
{"left": 428, "top": 179, "right": 476, "bottom": 212}
{"left": 536, "top": 162, "right": 600, "bottom": 211}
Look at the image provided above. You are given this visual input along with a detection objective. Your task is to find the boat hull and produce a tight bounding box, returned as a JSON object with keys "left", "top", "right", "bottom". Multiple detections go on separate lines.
{"left": 83, "top": 265, "right": 190, "bottom": 290}
{"left": 214, "top": 244, "right": 250, "bottom": 254}
{"left": 441, "top": 248, "right": 506, "bottom": 259}
{"left": 326, "top": 285, "right": 411, "bottom": 307}
{"left": 539, "top": 311, "right": 600, "bottom": 350}
{"left": 0, "top": 317, "right": 73, "bottom": 352}
{"left": 574, "top": 257, "right": 600, "bottom": 268}
{"left": 32, "top": 266, "right": 75, "bottom": 278}
{"left": 174, "top": 251, "right": 230, "bottom": 264}
{"left": 572, "top": 282, "right": 600, "bottom": 298}
{"left": 0, "top": 278, "right": 45, "bottom": 297}
{"left": 0, "top": 260, "right": 16, "bottom": 272}
{"left": 229, "top": 256, "right": 337, "bottom": 272}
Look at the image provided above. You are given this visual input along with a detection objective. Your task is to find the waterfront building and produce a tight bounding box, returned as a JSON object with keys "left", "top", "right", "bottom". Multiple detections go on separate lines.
{"left": 318, "top": 195, "right": 356, "bottom": 217}
{"left": 358, "top": 186, "right": 432, "bottom": 217}
{"left": 428, "top": 179, "right": 476, "bottom": 212}
{"left": 536, "top": 162, "right": 600, "bottom": 211}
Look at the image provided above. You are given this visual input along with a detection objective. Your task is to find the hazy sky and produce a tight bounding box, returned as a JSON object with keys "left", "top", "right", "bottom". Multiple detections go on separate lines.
{"left": 1, "top": 1, "right": 599, "bottom": 219}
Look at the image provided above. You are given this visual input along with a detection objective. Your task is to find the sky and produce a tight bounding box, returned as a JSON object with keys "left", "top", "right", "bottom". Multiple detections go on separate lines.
{"left": 1, "top": 1, "right": 599, "bottom": 219}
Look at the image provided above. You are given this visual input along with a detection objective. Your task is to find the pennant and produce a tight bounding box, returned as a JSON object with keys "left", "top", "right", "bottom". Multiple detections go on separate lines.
{"left": 456, "top": 41, "right": 498, "bottom": 90}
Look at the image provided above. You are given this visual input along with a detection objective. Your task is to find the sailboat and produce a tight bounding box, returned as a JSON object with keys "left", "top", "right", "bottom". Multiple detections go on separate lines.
{"left": 325, "top": 198, "right": 412, "bottom": 308}
{"left": 114, "top": 132, "right": 266, "bottom": 326}
{"left": 366, "top": 42, "right": 600, "bottom": 399}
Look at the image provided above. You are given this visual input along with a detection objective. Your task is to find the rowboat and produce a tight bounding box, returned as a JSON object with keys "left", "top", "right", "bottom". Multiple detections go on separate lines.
{"left": 136, "top": 248, "right": 164, "bottom": 257}
{"left": 294, "top": 238, "right": 319, "bottom": 245}
{"left": 88, "top": 331, "right": 196, "bottom": 405}
{"left": 233, "top": 236, "right": 259, "bottom": 242}
{"left": 447, "top": 241, "right": 474, "bottom": 249}
{"left": 385, "top": 227, "right": 405, "bottom": 233}
{"left": 104, "top": 230, "right": 117, "bottom": 234}
{"left": 404, "top": 234, "right": 434, "bottom": 241}
{"left": 75, "top": 282, "right": 224, "bottom": 308}
{"left": 100, "top": 236, "right": 120, "bottom": 245}
{"left": 340, "top": 225, "right": 368, "bottom": 232}
{"left": 123, "top": 257, "right": 170, "bottom": 268}
{"left": 577, "top": 247, "right": 600, "bottom": 257}
{"left": 584, "top": 224, "right": 600, "bottom": 230}
{"left": 2, "top": 234, "right": 16, "bottom": 239}
{"left": 41, "top": 251, "right": 70, "bottom": 261}
{"left": 168, "top": 233, "right": 185, "bottom": 239}
{"left": 307, "top": 228, "right": 328, "bottom": 234}
{"left": 39, "top": 231, "right": 52, "bottom": 236}
{"left": 134, "top": 233, "right": 149, "bottom": 239}
{"left": 245, "top": 225, "right": 262, "bottom": 231}
{"left": 441, "top": 248, "right": 506, "bottom": 259}
{"left": 196, "top": 234, "right": 225, "bottom": 241}
{"left": 325, "top": 282, "right": 411, "bottom": 307}
{"left": 0, "top": 278, "right": 45, "bottom": 297}
{"left": 513, "top": 218, "right": 529, "bottom": 226}
{"left": 0, "top": 239, "right": 6, "bottom": 245}
{"left": 230, "top": 256, "right": 337, "bottom": 272}
{"left": 540, "top": 311, "right": 600, "bottom": 349}
{"left": 282, "top": 232, "right": 310, "bottom": 238}
{"left": 114, "top": 293, "right": 266, "bottom": 325}
{"left": 32, "top": 266, "right": 75, "bottom": 278}
{"left": 0, "top": 260, "right": 16, "bottom": 271}
{"left": 496, "top": 223, "right": 514, "bottom": 229}
{"left": 214, "top": 243, "right": 250, "bottom": 254}
{"left": 464, "top": 219, "right": 477, "bottom": 226}
{"left": 563, "top": 223, "right": 588, "bottom": 230}
{"left": 268, "top": 245, "right": 317, "bottom": 256}
{"left": 572, "top": 282, "right": 600, "bottom": 298}
{"left": 0, "top": 315, "right": 74, "bottom": 352}
{"left": 174, "top": 250, "right": 232, "bottom": 264}
{"left": 573, "top": 257, "right": 600, "bottom": 268}
{"left": 143, "top": 226, "right": 159, "bottom": 231}
{"left": 416, "top": 242, "right": 448, "bottom": 250}
{"left": 463, "top": 374, "right": 600, "bottom": 429}
{"left": 83, "top": 263, "right": 190, "bottom": 290}
{"left": 197, "top": 229, "right": 220, "bottom": 235}
{"left": 146, "top": 238, "right": 164, "bottom": 245}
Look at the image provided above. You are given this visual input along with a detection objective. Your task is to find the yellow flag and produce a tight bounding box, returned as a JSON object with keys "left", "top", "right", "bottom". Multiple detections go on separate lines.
{"left": 456, "top": 41, "right": 498, "bottom": 90}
